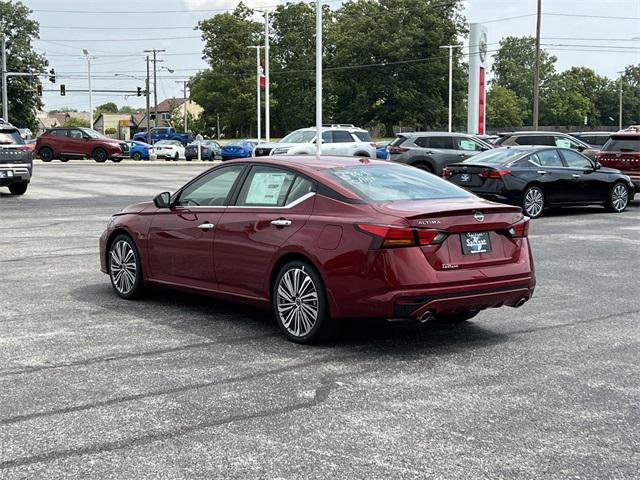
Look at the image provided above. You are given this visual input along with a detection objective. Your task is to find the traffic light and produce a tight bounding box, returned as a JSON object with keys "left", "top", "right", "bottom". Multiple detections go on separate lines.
{"left": 60, "top": 84, "right": 66, "bottom": 96}
{"left": 137, "top": 87, "right": 142, "bottom": 97}
{"left": 49, "top": 68, "right": 56, "bottom": 83}
{"left": 36, "top": 84, "right": 42, "bottom": 96}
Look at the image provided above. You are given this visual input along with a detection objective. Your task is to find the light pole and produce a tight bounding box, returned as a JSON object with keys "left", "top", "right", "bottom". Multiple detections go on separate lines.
{"left": 316, "top": 0, "right": 322, "bottom": 157}
{"left": 83, "top": 49, "right": 94, "bottom": 129}
{"left": 439, "top": 45, "right": 461, "bottom": 132}
{"left": 533, "top": 0, "right": 542, "bottom": 129}
{"left": 1, "top": 36, "right": 8, "bottom": 123}
{"left": 617, "top": 70, "right": 624, "bottom": 130}
{"left": 256, "top": 9, "right": 271, "bottom": 142}
{"left": 247, "top": 45, "right": 264, "bottom": 141}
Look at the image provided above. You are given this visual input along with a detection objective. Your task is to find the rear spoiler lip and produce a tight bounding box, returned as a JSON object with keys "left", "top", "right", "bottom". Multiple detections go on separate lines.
{"left": 404, "top": 206, "right": 523, "bottom": 219}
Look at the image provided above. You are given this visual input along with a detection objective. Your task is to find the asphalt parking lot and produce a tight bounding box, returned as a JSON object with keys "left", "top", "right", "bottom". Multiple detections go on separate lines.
{"left": 1, "top": 161, "right": 639, "bottom": 479}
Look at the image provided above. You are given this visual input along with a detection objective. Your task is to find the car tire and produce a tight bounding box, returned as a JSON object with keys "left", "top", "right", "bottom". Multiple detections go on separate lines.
{"left": 522, "top": 185, "right": 545, "bottom": 218}
{"left": 93, "top": 147, "right": 108, "bottom": 163}
{"left": 131, "top": 152, "right": 142, "bottom": 161}
{"left": 8, "top": 182, "right": 28, "bottom": 195}
{"left": 413, "top": 162, "right": 434, "bottom": 173}
{"left": 38, "top": 146, "right": 54, "bottom": 162}
{"left": 174, "top": 152, "right": 179, "bottom": 161}
{"left": 108, "top": 234, "right": 144, "bottom": 299}
{"left": 60, "top": 157, "right": 69, "bottom": 163}
{"left": 272, "top": 260, "right": 334, "bottom": 344}
{"left": 112, "top": 157, "right": 122, "bottom": 163}
{"left": 435, "top": 310, "right": 479, "bottom": 324}
{"left": 605, "top": 182, "right": 629, "bottom": 213}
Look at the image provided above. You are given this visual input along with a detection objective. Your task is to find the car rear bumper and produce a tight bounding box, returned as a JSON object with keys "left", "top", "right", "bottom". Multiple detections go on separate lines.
{"left": 0, "top": 164, "right": 31, "bottom": 185}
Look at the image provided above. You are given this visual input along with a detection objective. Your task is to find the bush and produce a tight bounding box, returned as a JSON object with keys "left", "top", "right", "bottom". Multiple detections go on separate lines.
{"left": 105, "top": 127, "right": 117, "bottom": 135}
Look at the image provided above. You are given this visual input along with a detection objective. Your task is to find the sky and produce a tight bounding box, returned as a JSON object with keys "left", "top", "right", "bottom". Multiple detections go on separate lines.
{"left": 20, "top": 0, "right": 640, "bottom": 113}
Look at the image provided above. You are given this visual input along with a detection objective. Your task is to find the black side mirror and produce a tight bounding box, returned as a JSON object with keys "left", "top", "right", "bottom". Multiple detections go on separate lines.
{"left": 594, "top": 162, "right": 602, "bottom": 170}
{"left": 153, "top": 191, "right": 171, "bottom": 209}
{"left": 577, "top": 145, "right": 586, "bottom": 152}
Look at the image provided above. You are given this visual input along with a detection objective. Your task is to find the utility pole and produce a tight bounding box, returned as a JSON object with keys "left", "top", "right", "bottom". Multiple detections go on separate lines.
{"left": 83, "top": 49, "right": 94, "bottom": 129}
{"left": 216, "top": 112, "right": 220, "bottom": 140}
{"left": 144, "top": 49, "right": 165, "bottom": 128}
{"left": 247, "top": 46, "right": 263, "bottom": 141}
{"left": 255, "top": 9, "right": 271, "bottom": 142}
{"left": 618, "top": 71, "right": 624, "bottom": 130}
{"left": 175, "top": 80, "right": 188, "bottom": 132}
{"left": 532, "top": 0, "right": 542, "bottom": 129}
{"left": 1, "top": 36, "right": 8, "bottom": 123}
{"left": 316, "top": 0, "right": 322, "bottom": 157}
{"left": 146, "top": 56, "right": 151, "bottom": 144}
{"left": 439, "top": 45, "right": 461, "bottom": 133}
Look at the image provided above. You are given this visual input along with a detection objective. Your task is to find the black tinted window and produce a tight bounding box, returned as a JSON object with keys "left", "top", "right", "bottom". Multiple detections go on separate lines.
{"left": 353, "top": 131, "right": 372, "bottom": 142}
{"left": 427, "top": 136, "right": 454, "bottom": 149}
{"left": 602, "top": 137, "right": 640, "bottom": 152}
{"left": 515, "top": 135, "right": 555, "bottom": 146}
{"left": 390, "top": 136, "right": 406, "bottom": 147}
{"left": 561, "top": 150, "right": 592, "bottom": 169}
{"left": 332, "top": 131, "right": 354, "bottom": 143}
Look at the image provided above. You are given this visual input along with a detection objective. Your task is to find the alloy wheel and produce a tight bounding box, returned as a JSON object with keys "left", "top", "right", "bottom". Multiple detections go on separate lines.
{"left": 276, "top": 267, "right": 319, "bottom": 338}
{"left": 109, "top": 240, "right": 137, "bottom": 295}
{"left": 524, "top": 187, "right": 544, "bottom": 218}
{"left": 611, "top": 184, "right": 629, "bottom": 212}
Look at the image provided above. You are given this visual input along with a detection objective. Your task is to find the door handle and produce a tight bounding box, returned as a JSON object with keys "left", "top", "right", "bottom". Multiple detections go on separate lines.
{"left": 537, "top": 170, "right": 547, "bottom": 175}
{"left": 271, "top": 219, "right": 292, "bottom": 227}
{"left": 572, "top": 174, "right": 581, "bottom": 178}
{"left": 197, "top": 222, "right": 215, "bottom": 231}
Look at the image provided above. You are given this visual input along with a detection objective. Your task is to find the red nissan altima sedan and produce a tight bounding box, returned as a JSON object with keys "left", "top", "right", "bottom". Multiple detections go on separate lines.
{"left": 100, "top": 156, "right": 535, "bottom": 343}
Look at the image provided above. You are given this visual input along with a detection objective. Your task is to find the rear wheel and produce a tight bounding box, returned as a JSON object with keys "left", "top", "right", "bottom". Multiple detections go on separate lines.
{"left": 272, "top": 260, "right": 333, "bottom": 344}
{"left": 173, "top": 152, "right": 179, "bottom": 161}
{"left": 38, "top": 147, "right": 54, "bottom": 162}
{"left": 112, "top": 157, "right": 122, "bottom": 163}
{"left": 131, "top": 152, "right": 142, "bottom": 161}
{"left": 413, "top": 162, "right": 434, "bottom": 173}
{"left": 60, "top": 157, "right": 69, "bottom": 163}
{"left": 522, "top": 185, "right": 545, "bottom": 218}
{"left": 93, "top": 147, "right": 108, "bottom": 163}
{"left": 605, "top": 182, "right": 629, "bottom": 213}
{"left": 108, "top": 234, "right": 144, "bottom": 299}
{"left": 8, "top": 182, "right": 28, "bottom": 195}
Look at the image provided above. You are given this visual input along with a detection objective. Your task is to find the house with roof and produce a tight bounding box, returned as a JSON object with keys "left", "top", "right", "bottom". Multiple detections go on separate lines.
{"left": 153, "top": 97, "right": 203, "bottom": 127}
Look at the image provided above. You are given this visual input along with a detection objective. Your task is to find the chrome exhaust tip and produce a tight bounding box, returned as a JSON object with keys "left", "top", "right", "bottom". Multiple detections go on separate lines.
{"left": 418, "top": 310, "right": 435, "bottom": 323}
{"left": 514, "top": 298, "right": 528, "bottom": 308}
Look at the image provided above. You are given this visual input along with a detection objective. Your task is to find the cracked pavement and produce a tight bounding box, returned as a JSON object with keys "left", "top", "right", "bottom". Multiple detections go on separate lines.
{"left": 1, "top": 161, "right": 639, "bottom": 479}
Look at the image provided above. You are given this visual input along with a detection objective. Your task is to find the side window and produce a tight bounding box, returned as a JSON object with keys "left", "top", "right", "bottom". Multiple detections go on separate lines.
{"left": 534, "top": 149, "right": 564, "bottom": 167}
{"left": 321, "top": 131, "right": 333, "bottom": 143}
{"left": 177, "top": 165, "right": 244, "bottom": 207}
{"left": 427, "top": 136, "right": 454, "bottom": 149}
{"left": 68, "top": 129, "right": 83, "bottom": 139}
{"left": 554, "top": 136, "right": 577, "bottom": 149}
{"left": 413, "top": 137, "right": 430, "bottom": 148}
{"left": 285, "top": 176, "right": 314, "bottom": 205}
{"left": 236, "top": 166, "right": 296, "bottom": 207}
{"left": 51, "top": 129, "right": 65, "bottom": 137}
{"left": 456, "top": 137, "right": 484, "bottom": 151}
{"left": 561, "top": 150, "right": 592, "bottom": 169}
{"left": 332, "top": 131, "right": 355, "bottom": 143}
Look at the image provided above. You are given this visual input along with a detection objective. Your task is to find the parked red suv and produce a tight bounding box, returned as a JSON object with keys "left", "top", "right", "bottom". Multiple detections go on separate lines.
{"left": 36, "top": 127, "right": 128, "bottom": 163}
{"left": 596, "top": 132, "right": 640, "bottom": 192}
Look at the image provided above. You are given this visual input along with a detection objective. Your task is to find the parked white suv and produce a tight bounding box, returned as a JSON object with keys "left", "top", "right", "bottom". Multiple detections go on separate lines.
{"left": 269, "top": 125, "right": 376, "bottom": 158}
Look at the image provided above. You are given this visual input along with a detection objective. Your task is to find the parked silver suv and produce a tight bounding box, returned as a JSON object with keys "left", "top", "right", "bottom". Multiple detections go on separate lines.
{"left": 0, "top": 123, "right": 33, "bottom": 195}
{"left": 388, "top": 132, "right": 493, "bottom": 175}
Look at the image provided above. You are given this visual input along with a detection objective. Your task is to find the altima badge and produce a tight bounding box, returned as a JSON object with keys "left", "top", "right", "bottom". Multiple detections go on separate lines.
{"left": 474, "top": 211, "right": 485, "bottom": 222}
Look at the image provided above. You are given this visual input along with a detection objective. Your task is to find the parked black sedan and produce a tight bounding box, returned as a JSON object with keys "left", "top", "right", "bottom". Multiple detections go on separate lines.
{"left": 443, "top": 146, "right": 635, "bottom": 218}
{"left": 185, "top": 140, "right": 222, "bottom": 161}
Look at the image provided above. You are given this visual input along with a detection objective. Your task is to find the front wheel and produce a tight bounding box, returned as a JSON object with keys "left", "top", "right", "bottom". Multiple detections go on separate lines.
{"left": 522, "top": 185, "right": 545, "bottom": 218}
{"left": 8, "top": 182, "right": 28, "bottom": 195}
{"left": 38, "top": 147, "right": 54, "bottom": 162}
{"left": 108, "top": 234, "right": 144, "bottom": 299}
{"left": 93, "top": 148, "right": 108, "bottom": 163}
{"left": 131, "top": 152, "right": 142, "bottom": 161}
{"left": 605, "top": 182, "right": 629, "bottom": 213}
{"left": 272, "top": 260, "right": 333, "bottom": 344}
{"left": 173, "top": 152, "right": 179, "bottom": 161}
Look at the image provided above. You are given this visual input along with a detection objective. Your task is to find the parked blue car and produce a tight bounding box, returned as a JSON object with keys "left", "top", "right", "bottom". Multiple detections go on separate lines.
{"left": 375, "top": 140, "right": 391, "bottom": 160}
{"left": 221, "top": 139, "right": 258, "bottom": 161}
{"left": 125, "top": 140, "right": 152, "bottom": 161}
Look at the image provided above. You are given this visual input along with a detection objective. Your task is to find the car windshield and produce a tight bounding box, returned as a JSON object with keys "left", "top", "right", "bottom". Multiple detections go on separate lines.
{"left": 281, "top": 130, "right": 316, "bottom": 144}
{"left": 324, "top": 164, "right": 471, "bottom": 202}
{"left": 80, "top": 128, "right": 105, "bottom": 139}
{"left": 0, "top": 129, "right": 25, "bottom": 145}
{"left": 463, "top": 148, "right": 527, "bottom": 165}
{"left": 602, "top": 137, "right": 640, "bottom": 152}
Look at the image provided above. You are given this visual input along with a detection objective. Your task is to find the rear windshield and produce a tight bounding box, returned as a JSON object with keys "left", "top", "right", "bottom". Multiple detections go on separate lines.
{"left": 462, "top": 148, "right": 526, "bottom": 165}
{"left": 390, "top": 136, "right": 406, "bottom": 147}
{"left": 0, "top": 129, "right": 25, "bottom": 145}
{"left": 602, "top": 137, "right": 640, "bottom": 152}
{"left": 323, "top": 164, "right": 471, "bottom": 202}
{"left": 353, "top": 131, "right": 372, "bottom": 142}
{"left": 281, "top": 130, "right": 316, "bottom": 144}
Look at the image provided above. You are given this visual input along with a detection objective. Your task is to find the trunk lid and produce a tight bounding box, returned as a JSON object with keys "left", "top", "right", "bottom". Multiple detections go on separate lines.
{"left": 444, "top": 162, "right": 508, "bottom": 188}
{"left": 372, "top": 198, "right": 525, "bottom": 270}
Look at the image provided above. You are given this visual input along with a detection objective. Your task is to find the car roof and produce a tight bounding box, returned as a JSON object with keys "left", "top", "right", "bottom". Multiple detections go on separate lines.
{"left": 498, "top": 131, "right": 572, "bottom": 136}
{"left": 296, "top": 126, "right": 368, "bottom": 133}
{"left": 570, "top": 132, "right": 612, "bottom": 136}
{"left": 399, "top": 131, "right": 474, "bottom": 137}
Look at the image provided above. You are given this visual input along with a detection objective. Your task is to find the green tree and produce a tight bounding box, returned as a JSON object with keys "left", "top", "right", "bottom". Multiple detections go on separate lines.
{"left": 63, "top": 117, "right": 89, "bottom": 128}
{"left": 492, "top": 36, "right": 557, "bottom": 123}
{"left": 328, "top": 0, "right": 467, "bottom": 135}
{"left": 0, "top": 1, "right": 47, "bottom": 130}
{"left": 486, "top": 86, "right": 527, "bottom": 128}
{"left": 190, "top": 3, "right": 263, "bottom": 138}
{"left": 95, "top": 102, "right": 118, "bottom": 116}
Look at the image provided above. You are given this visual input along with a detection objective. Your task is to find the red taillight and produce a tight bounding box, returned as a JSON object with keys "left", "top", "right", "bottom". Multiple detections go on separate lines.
{"left": 388, "top": 146, "right": 409, "bottom": 154}
{"left": 14, "top": 145, "right": 31, "bottom": 151}
{"left": 507, "top": 217, "right": 530, "bottom": 238}
{"left": 480, "top": 169, "right": 511, "bottom": 179}
{"left": 356, "top": 224, "right": 447, "bottom": 248}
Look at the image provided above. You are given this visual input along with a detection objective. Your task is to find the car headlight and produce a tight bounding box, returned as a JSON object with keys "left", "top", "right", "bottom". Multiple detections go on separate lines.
{"left": 272, "top": 147, "right": 290, "bottom": 155}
